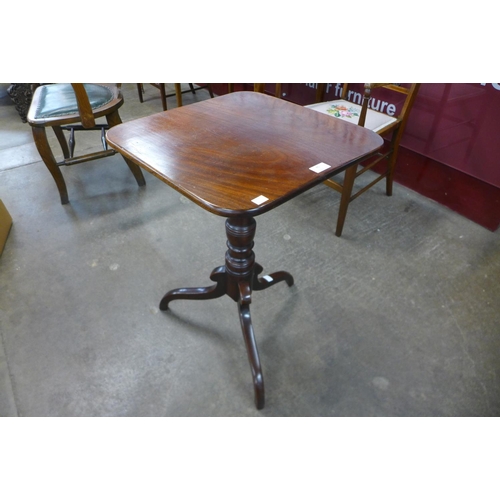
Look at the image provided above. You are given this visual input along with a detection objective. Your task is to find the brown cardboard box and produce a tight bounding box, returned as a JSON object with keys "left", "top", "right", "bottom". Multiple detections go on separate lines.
{"left": 0, "top": 199, "right": 13, "bottom": 257}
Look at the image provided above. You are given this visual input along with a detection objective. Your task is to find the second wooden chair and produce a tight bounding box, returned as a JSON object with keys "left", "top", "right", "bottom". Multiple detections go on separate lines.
{"left": 136, "top": 83, "right": 214, "bottom": 111}
{"left": 27, "top": 83, "right": 146, "bottom": 204}
{"left": 306, "top": 83, "right": 420, "bottom": 236}
{"left": 254, "top": 83, "right": 421, "bottom": 236}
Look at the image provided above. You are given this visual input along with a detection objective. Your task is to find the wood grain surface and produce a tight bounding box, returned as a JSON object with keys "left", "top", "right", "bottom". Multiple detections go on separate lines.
{"left": 106, "top": 91, "right": 383, "bottom": 217}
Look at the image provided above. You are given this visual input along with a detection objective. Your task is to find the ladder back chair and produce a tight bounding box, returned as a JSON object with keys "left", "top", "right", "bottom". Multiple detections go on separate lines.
{"left": 27, "top": 83, "right": 146, "bottom": 204}
{"left": 306, "top": 83, "right": 421, "bottom": 236}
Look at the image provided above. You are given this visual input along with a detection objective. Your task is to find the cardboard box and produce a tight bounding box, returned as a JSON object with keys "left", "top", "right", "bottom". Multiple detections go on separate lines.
{"left": 0, "top": 199, "right": 13, "bottom": 257}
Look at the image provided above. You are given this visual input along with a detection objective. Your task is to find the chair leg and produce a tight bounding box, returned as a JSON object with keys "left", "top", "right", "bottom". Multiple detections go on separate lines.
{"left": 105, "top": 111, "right": 146, "bottom": 187}
{"left": 52, "top": 126, "right": 70, "bottom": 159}
{"left": 136, "top": 84, "right": 144, "bottom": 103}
{"left": 207, "top": 83, "right": 214, "bottom": 98}
{"left": 189, "top": 83, "right": 196, "bottom": 94}
{"left": 385, "top": 152, "right": 397, "bottom": 197}
{"left": 159, "top": 83, "right": 167, "bottom": 111}
{"left": 386, "top": 128, "right": 404, "bottom": 197}
{"left": 335, "top": 164, "right": 357, "bottom": 237}
{"left": 32, "top": 127, "right": 69, "bottom": 204}
{"left": 174, "top": 84, "right": 182, "bottom": 107}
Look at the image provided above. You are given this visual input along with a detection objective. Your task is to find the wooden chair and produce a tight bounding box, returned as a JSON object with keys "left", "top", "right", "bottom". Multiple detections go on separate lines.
{"left": 254, "top": 83, "right": 420, "bottom": 236}
{"left": 306, "top": 83, "right": 421, "bottom": 236}
{"left": 27, "top": 83, "right": 146, "bottom": 204}
{"left": 136, "top": 83, "right": 214, "bottom": 111}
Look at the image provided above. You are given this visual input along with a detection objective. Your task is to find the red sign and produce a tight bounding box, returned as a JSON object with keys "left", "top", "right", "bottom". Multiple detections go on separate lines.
{"left": 260, "top": 83, "right": 500, "bottom": 189}
{"left": 403, "top": 83, "right": 500, "bottom": 189}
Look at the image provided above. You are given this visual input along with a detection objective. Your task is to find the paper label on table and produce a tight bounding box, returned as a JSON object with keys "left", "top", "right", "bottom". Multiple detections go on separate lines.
{"left": 252, "top": 195, "right": 269, "bottom": 205}
{"left": 262, "top": 275, "right": 273, "bottom": 282}
{"left": 309, "top": 162, "right": 331, "bottom": 173}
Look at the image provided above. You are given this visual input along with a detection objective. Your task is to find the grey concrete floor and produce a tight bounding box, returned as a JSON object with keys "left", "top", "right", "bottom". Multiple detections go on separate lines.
{"left": 1, "top": 83, "right": 499, "bottom": 417}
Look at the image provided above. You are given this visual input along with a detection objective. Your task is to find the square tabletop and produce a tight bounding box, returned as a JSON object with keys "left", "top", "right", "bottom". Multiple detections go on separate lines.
{"left": 106, "top": 91, "right": 383, "bottom": 217}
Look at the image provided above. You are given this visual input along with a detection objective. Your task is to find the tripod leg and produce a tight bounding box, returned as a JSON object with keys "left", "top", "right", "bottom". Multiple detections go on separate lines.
{"left": 159, "top": 266, "right": 227, "bottom": 310}
{"left": 238, "top": 281, "right": 265, "bottom": 410}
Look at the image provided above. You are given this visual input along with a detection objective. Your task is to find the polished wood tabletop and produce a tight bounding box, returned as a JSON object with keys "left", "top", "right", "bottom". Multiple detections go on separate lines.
{"left": 106, "top": 91, "right": 384, "bottom": 410}
{"left": 106, "top": 91, "right": 383, "bottom": 217}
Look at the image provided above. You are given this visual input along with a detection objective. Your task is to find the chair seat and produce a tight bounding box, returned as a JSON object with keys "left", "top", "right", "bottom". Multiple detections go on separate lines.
{"left": 32, "top": 83, "right": 113, "bottom": 119}
{"left": 306, "top": 99, "right": 398, "bottom": 132}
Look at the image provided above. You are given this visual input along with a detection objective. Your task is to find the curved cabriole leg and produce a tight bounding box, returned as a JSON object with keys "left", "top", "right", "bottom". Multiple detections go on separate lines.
{"left": 32, "top": 126, "right": 69, "bottom": 204}
{"left": 238, "top": 281, "right": 265, "bottom": 410}
{"left": 123, "top": 157, "right": 146, "bottom": 187}
{"left": 159, "top": 266, "right": 227, "bottom": 310}
{"left": 52, "top": 126, "right": 70, "bottom": 159}
{"left": 106, "top": 111, "right": 146, "bottom": 187}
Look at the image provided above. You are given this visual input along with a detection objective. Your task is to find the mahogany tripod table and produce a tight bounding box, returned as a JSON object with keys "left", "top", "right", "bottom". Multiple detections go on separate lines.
{"left": 106, "top": 91, "right": 383, "bottom": 409}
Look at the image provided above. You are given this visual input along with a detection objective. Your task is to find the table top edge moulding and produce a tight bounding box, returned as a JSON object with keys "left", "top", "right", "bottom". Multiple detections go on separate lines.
{"left": 106, "top": 91, "right": 383, "bottom": 217}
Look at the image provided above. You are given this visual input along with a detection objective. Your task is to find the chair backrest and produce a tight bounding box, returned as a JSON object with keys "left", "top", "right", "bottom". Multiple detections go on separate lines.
{"left": 71, "top": 83, "right": 96, "bottom": 128}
